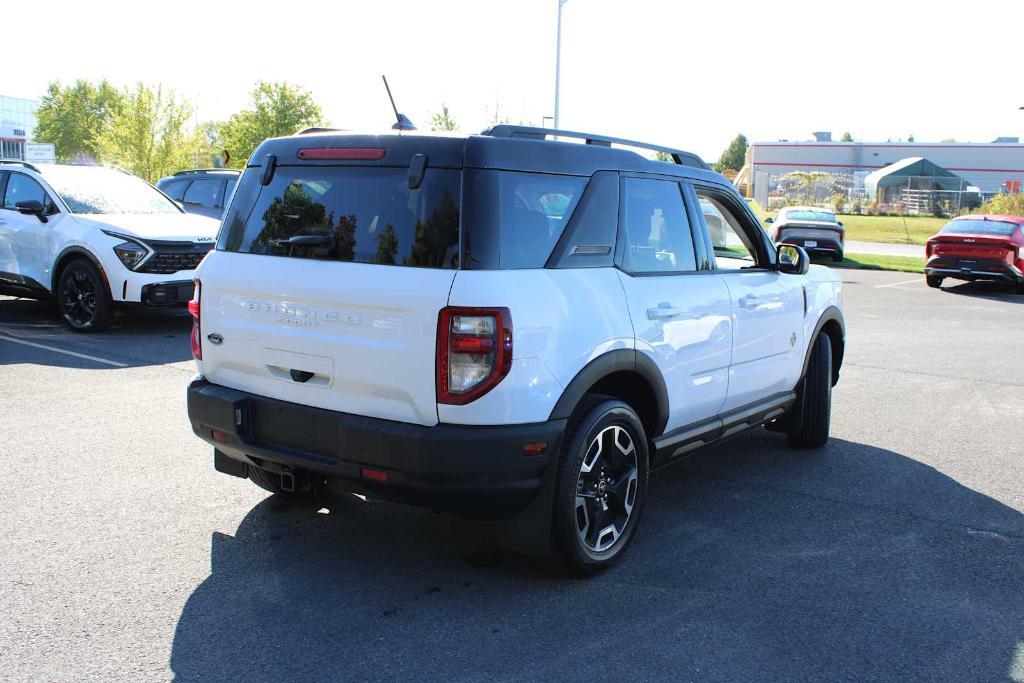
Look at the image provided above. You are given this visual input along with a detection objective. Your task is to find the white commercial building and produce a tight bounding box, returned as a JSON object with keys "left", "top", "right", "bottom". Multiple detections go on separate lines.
{"left": 0, "top": 95, "right": 39, "bottom": 160}
{"left": 743, "top": 137, "right": 1024, "bottom": 205}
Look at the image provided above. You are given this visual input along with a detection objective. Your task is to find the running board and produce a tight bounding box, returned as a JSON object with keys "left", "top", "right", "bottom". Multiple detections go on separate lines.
{"left": 651, "top": 391, "right": 796, "bottom": 468}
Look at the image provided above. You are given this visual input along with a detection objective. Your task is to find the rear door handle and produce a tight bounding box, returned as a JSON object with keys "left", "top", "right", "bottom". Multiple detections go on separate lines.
{"left": 647, "top": 303, "right": 681, "bottom": 320}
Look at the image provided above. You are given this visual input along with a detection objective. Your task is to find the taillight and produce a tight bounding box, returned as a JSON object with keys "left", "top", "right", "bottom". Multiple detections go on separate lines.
{"left": 437, "top": 307, "right": 512, "bottom": 405}
{"left": 926, "top": 241, "right": 935, "bottom": 258}
{"left": 189, "top": 280, "right": 201, "bottom": 360}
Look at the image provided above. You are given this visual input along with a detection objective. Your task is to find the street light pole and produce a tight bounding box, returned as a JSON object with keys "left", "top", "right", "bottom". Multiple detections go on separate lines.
{"left": 553, "top": 0, "right": 568, "bottom": 130}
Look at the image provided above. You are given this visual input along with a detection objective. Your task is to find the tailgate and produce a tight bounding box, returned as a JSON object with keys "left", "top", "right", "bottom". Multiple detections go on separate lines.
{"left": 199, "top": 251, "right": 454, "bottom": 426}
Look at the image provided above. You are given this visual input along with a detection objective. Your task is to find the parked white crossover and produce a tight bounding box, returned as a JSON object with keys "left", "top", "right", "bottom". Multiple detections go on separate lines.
{"left": 0, "top": 162, "right": 220, "bottom": 331}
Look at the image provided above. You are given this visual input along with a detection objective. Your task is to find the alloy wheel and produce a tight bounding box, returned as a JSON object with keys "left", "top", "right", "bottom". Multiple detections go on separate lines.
{"left": 574, "top": 424, "right": 639, "bottom": 553}
{"left": 61, "top": 269, "right": 98, "bottom": 327}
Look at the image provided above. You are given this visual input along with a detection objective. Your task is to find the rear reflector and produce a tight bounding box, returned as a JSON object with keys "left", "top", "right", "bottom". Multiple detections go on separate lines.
{"left": 361, "top": 467, "right": 390, "bottom": 482}
{"left": 189, "top": 280, "right": 202, "bottom": 361}
{"left": 211, "top": 430, "right": 229, "bottom": 443}
{"left": 297, "top": 147, "right": 386, "bottom": 160}
{"left": 522, "top": 441, "right": 548, "bottom": 456}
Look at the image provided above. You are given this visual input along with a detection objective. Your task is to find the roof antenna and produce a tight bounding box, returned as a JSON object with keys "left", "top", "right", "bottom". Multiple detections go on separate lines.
{"left": 382, "top": 75, "right": 416, "bottom": 131}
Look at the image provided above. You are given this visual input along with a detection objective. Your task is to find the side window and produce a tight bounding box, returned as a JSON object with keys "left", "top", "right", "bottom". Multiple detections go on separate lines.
{"left": 3, "top": 173, "right": 57, "bottom": 214}
{"left": 694, "top": 188, "right": 760, "bottom": 270}
{"left": 161, "top": 179, "right": 190, "bottom": 201}
{"left": 223, "top": 178, "right": 237, "bottom": 207}
{"left": 183, "top": 179, "right": 222, "bottom": 208}
{"left": 620, "top": 177, "right": 697, "bottom": 274}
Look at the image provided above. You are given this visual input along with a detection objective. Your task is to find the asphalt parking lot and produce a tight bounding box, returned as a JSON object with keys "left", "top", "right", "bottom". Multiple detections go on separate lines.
{"left": 1, "top": 269, "right": 1022, "bottom": 681}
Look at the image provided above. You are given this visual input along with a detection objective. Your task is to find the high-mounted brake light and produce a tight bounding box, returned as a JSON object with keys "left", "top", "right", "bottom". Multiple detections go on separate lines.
{"left": 189, "top": 280, "right": 202, "bottom": 360}
{"left": 297, "top": 148, "right": 387, "bottom": 161}
{"left": 437, "top": 307, "right": 512, "bottom": 405}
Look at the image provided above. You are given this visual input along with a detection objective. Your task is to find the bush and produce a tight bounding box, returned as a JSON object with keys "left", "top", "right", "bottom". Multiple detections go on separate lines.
{"left": 979, "top": 193, "right": 1024, "bottom": 216}
{"left": 830, "top": 193, "right": 845, "bottom": 214}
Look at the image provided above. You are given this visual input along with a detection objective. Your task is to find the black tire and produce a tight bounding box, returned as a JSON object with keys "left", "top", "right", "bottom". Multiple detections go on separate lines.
{"left": 926, "top": 274, "right": 944, "bottom": 289}
{"left": 57, "top": 259, "right": 113, "bottom": 332}
{"left": 832, "top": 252, "right": 843, "bottom": 263}
{"left": 549, "top": 397, "right": 649, "bottom": 576}
{"left": 788, "top": 333, "right": 832, "bottom": 449}
{"left": 247, "top": 465, "right": 323, "bottom": 498}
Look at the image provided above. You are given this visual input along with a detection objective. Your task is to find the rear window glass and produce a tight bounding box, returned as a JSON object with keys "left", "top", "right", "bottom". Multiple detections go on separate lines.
{"left": 942, "top": 219, "right": 1017, "bottom": 236}
{"left": 463, "top": 171, "right": 587, "bottom": 269}
{"left": 183, "top": 179, "right": 222, "bottom": 208}
{"left": 219, "top": 167, "right": 461, "bottom": 268}
{"left": 160, "top": 179, "right": 189, "bottom": 201}
{"left": 783, "top": 210, "right": 836, "bottom": 223}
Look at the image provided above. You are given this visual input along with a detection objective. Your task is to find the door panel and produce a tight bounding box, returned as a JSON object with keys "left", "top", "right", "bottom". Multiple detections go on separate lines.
{"left": 689, "top": 183, "right": 804, "bottom": 411}
{"left": 618, "top": 272, "right": 732, "bottom": 430}
{"left": 719, "top": 271, "right": 803, "bottom": 410}
{"left": 616, "top": 176, "right": 731, "bottom": 433}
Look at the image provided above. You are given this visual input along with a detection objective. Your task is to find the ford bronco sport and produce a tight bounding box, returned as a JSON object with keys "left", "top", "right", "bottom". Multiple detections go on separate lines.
{"left": 186, "top": 126, "right": 845, "bottom": 575}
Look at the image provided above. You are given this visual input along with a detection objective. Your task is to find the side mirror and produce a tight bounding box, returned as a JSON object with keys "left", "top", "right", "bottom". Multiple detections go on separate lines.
{"left": 837, "top": 220, "right": 844, "bottom": 227}
{"left": 777, "top": 243, "right": 809, "bottom": 275}
{"left": 15, "top": 199, "right": 48, "bottom": 223}
{"left": 765, "top": 216, "right": 774, "bottom": 224}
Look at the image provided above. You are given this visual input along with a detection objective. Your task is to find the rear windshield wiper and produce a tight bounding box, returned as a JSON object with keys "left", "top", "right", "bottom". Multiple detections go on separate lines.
{"left": 269, "top": 235, "right": 333, "bottom": 248}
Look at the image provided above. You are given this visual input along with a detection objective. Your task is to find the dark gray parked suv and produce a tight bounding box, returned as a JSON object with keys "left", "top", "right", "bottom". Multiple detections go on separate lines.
{"left": 156, "top": 169, "right": 240, "bottom": 219}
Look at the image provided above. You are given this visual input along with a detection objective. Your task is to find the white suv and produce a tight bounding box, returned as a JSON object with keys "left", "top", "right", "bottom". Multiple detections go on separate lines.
{"left": 0, "top": 162, "right": 220, "bottom": 331}
{"left": 186, "top": 127, "right": 845, "bottom": 575}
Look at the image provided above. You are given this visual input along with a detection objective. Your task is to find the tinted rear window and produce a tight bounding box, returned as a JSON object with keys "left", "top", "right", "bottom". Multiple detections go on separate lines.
{"left": 942, "top": 219, "right": 1017, "bottom": 236}
{"left": 463, "top": 171, "right": 587, "bottom": 269}
{"left": 783, "top": 210, "right": 836, "bottom": 223}
{"left": 219, "top": 167, "right": 461, "bottom": 268}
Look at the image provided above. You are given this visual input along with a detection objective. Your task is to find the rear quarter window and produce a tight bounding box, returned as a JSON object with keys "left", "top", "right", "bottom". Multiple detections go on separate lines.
{"left": 219, "top": 166, "right": 461, "bottom": 269}
{"left": 463, "top": 171, "right": 587, "bottom": 269}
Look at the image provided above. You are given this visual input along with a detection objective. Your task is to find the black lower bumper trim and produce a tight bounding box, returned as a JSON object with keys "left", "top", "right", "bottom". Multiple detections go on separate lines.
{"left": 141, "top": 280, "right": 194, "bottom": 306}
{"left": 779, "top": 238, "right": 843, "bottom": 258}
{"left": 926, "top": 258, "right": 1024, "bottom": 284}
{"left": 187, "top": 378, "right": 565, "bottom": 517}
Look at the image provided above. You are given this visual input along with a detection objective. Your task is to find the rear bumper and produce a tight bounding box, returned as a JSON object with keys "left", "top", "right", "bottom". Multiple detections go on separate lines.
{"left": 778, "top": 235, "right": 843, "bottom": 256}
{"left": 186, "top": 378, "right": 565, "bottom": 518}
{"left": 925, "top": 257, "right": 1024, "bottom": 284}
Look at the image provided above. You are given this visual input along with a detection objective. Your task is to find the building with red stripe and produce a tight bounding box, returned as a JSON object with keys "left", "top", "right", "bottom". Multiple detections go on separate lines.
{"left": 743, "top": 136, "right": 1024, "bottom": 204}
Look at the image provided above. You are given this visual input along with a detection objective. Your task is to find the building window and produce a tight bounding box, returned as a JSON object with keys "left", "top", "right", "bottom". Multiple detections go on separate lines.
{"left": 1, "top": 140, "right": 25, "bottom": 160}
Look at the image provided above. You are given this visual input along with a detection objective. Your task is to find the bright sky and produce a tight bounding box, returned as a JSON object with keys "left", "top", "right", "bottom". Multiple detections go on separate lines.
{"left": 5, "top": 0, "right": 1023, "bottom": 162}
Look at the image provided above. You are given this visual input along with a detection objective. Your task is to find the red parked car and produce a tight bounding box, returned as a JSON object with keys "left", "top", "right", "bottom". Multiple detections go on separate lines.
{"left": 924, "top": 214, "right": 1024, "bottom": 291}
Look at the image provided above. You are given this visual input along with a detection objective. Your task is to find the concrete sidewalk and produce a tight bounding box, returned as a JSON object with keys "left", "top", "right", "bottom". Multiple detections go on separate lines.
{"left": 845, "top": 240, "right": 925, "bottom": 258}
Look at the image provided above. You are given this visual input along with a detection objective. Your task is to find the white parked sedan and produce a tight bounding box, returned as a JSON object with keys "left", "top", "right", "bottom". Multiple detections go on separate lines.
{"left": 0, "top": 162, "right": 220, "bottom": 331}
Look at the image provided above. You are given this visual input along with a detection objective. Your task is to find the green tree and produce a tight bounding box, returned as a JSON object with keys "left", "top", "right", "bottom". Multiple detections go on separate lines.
{"left": 430, "top": 104, "right": 458, "bottom": 132}
{"left": 34, "top": 80, "right": 124, "bottom": 162}
{"left": 840, "top": 132, "right": 853, "bottom": 142}
{"left": 97, "top": 83, "right": 196, "bottom": 182}
{"left": 220, "top": 81, "right": 326, "bottom": 167}
{"left": 375, "top": 224, "right": 399, "bottom": 264}
{"left": 714, "top": 133, "right": 747, "bottom": 173}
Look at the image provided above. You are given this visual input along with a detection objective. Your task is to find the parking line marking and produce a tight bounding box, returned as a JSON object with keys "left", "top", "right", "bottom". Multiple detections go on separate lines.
{"left": 874, "top": 277, "right": 924, "bottom": 289}
{"left": 0, "top": 333, "right": 128, "bottom": 368}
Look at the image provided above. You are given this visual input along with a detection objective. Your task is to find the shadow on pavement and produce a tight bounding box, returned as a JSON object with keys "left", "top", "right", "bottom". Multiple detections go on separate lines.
{"left": 170, "top": 435, "right": 1024, "bottom": 681}
{"left": 0, "top": 296, "right": 192, "bottom": 368}
{"left": 940, "top": 280, "right": 1024, "bottom": 305}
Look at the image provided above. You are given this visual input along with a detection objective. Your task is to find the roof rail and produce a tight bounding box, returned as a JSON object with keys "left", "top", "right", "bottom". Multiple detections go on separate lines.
{"left": 173, "top": 168, "right": 239, "bottom": 175}
{"left": 298, "top": 127, "right": 345, "bottom": 135}
{"left": 0, "top": 160, "right": 41, "bottom": 173}
{"left": 481, "top": 125, "right": 709, "bottom": 170}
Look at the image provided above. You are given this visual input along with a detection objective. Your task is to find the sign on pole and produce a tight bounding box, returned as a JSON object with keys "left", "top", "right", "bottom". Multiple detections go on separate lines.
{"left": 24, "top": 143, "right": 56, "bottom": 164}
